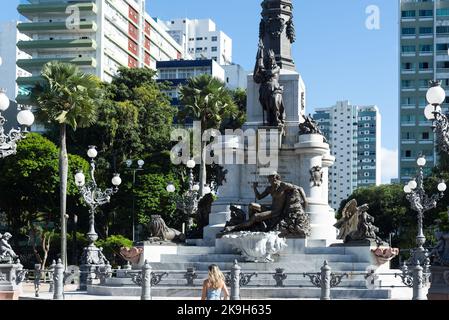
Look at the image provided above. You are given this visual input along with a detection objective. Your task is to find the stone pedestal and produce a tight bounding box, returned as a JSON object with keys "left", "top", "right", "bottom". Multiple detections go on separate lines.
{"left": 427, "top": 265, "right": 449, "bottom": 300}
{"left": 202, "top": 65, "right": 337, "bottom": 245}
{"left": 245, "top": 70, "right": 306, "bottom": 142}
{"left": 0, "top": 263, "right": 23, "bottom": 300}
{"left": 295, "top": 134, "right": 336, "bottom": 242}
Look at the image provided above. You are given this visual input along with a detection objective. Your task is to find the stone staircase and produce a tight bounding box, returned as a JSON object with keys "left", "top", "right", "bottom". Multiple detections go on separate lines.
{"left": 88, "top": 243, "right": 408, "bottom": 299}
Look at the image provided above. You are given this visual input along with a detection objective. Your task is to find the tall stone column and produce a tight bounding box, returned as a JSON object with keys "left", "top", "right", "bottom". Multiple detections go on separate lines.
{"left": 295, "top": 134, "right": 336, "bottom": 243}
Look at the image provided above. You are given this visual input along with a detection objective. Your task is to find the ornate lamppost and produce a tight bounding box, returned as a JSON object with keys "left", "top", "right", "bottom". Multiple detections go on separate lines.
{"left": 125, "top": 159, "right": 144, "bottom": 242}
{"left": 403, "top": 155, "right": 447, "bottom": 264}
{"left": 75, "top": 146, "right": 122, "bottom": 272}
{"left": 424, "top": 81, "right": 449, "bottom": 152}
{"left": 166, "top": 159, "right": 212, "bottom": 232}
{"left": 0, "top": 89, "right": 34, "bottom": 158}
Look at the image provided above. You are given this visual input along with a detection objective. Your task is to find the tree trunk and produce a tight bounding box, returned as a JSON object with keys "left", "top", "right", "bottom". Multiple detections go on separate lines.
{"left": 60, "top": 124, "right": 68, "bottom": 269}
{"left": 199, "top": 140, "right": 207, "bottom": 197}
{"left": 41, "top": 233, "right": 50, "bottom": 272}
{"left": 30, "top": 230, "right": 43, "bottom": 265}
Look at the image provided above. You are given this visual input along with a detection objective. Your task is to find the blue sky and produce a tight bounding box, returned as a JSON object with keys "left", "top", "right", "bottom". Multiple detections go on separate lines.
{"left": 148, "top": 0, "right": 399, "bottom": 183}
{"left": 2, "top": 0, "right": 399, "bottom": 182}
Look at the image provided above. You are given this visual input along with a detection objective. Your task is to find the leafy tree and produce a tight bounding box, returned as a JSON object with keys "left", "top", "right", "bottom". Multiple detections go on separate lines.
{"left": 0, "top": 133, "right": 89, "bottom": 266}
{"left": 221, "top": 88, "right": 247, "bottom": 130}
{"left": 134, "top": 173, "right": 181, "bottom": 230}
{"left": 96, "top": 235, "right": 133, "bottom": 267}
{"left": 179, "top": 74, "right": 239, "bottom": 196}
{"left": 38, "top": 67, "right": 183, "bottom": 241}
{"left": 338, "top": 185, "right": 415, "bottom": 250}
{"left": 31, "top": 62, "right": 103, "bottom": 267}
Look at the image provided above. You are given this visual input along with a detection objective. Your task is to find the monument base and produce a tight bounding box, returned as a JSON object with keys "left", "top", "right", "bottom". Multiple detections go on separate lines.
{"left": 428, "top": 265, "right": 449, "bottom": 300}
{"left": 0, "top": 263, "right": 24, "bottom": 300}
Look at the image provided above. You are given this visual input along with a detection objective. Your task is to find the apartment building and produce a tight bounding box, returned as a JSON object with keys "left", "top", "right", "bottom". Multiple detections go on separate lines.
{"left": 399, "top": 0, "right": 449, "bottom": 182}
{"left": 16, "top": 0, "right": 183, "bottom": 102}
{"left": 161, "top": 18, "right": 232, "bottom": 65}
{"left": 314, "top": 101, "right": 381, "bottom": 209}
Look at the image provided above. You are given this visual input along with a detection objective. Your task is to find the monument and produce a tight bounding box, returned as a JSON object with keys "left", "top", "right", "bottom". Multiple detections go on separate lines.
{"left": 203, "top": 0, "right": 337, "bottom": 246}
{"left": 0, "top": 233, "right": 25, "bottom": 300}
{"left": 89, "top": 1, "right": 406, "bottom": 300}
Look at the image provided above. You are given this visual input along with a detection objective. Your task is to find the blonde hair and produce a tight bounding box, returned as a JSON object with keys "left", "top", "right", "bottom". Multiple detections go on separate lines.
{"left": 207, "top": 265, "right": 225, "bottom": 290}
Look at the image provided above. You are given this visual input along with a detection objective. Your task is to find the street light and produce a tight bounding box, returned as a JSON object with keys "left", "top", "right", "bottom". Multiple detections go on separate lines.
{"left": 0, "top": 89, "right": 34, "bottom": 158}
{"left": 424, "top": 81, "right": 449, "bottom": 153}
{"left": 125, "top": 159, "right": 145, "bottom": 243}
{"left": 403, "top": 155, "right": 446, "bottom": 265}
{"left": 76, "top": 146, "right": 122, "bottom": 268}
{"left": 166, "top": 160, "right": 214, "bottom": 233}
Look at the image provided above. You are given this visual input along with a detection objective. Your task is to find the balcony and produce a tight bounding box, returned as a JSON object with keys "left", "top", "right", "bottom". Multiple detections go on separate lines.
{"left": 17, "top": 2, "right": 97, "bottom": 19}
{"left": 17, "top": 21, "right": 97, "bottom": 34}
{"left": 16, "top": 76, "right": 44, "bottom": 86}
{"left": 17, "top": 39, "right": 97, "bottom": 53}
{"left": 17, "top": 57, "right": 97, "bottom": 72}
{"left": 401, "top": 69, "right": 415, "bottom": 74}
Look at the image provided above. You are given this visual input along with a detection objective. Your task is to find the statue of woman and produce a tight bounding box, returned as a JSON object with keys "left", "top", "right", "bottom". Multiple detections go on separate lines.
{"left": 253, "top": 40, "right": 286, "bottom": 132}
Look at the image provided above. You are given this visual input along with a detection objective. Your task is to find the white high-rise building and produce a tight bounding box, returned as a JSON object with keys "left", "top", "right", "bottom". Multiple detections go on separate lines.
{"left": 0, "top": 21, "right": 31, "bottom": 101}
{"left": 160, "top": 18, "right": 232, "bottom": 65}
{"left": 16, "top": 0, "right": 184, "bottom": 102}
{"left": 314, "top": 101, "right": 382, "bottom": 209}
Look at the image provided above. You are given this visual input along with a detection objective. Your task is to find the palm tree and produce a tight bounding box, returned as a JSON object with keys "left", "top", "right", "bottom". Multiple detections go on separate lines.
{"left": 179, "top": 74, "right": 238, "bottom": 196}
{"left": 32, "top": 62, "right": 102, "bottom": 268}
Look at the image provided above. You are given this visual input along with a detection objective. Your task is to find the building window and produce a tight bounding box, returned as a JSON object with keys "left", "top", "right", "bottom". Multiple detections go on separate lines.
{"left": 437, "top": 8, "right": 449, "bottom": 17}
{"left": 405, "top": 150, "right": 412, "bottom": 158}
{"left": 419, "top": 27, "right": 432, "bottom": 35}
{"left": 437, "top": 26, "right": 449, "bottom": 34}
{"left": 402, "top": 28, "right": 415, "bottom": 35}
{"left": 419, "top": 10, "right": 433, "bottom": 17}
{"left": 402, "top": 10, "right": 416, "bottom": 18}
{"left": 419, "top": 62, "right": 430, "bottom": 70}
{"left": 211, "top": 47, "right": 217, "bottom": 52}
{"left": 422, "top": 132, "right": 430, "bottom": 140}
{"left": 401, "top": 45, "right": 415, "bottom": 53}
{"left": 420, "top": 45, "right": 432, "bottom": 52}
{"left": 211, "top": 36, "right": 218, "bottom": 41}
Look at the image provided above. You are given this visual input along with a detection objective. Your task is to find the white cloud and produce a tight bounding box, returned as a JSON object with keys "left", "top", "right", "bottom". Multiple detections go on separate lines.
{"left": 381, "top": 147, "right": 398, "bottom": 184}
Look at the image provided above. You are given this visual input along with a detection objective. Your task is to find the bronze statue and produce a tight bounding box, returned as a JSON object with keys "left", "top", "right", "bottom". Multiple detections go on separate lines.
{"left": 253, "top": 40, "right": 286, "bottom": 132}
{"left": 148, "top": 215, "right": 186, "bottom": 243}
{"left": 222, "top": 173, "right": 310, "bottom": 238}
{"left": 299, "top": 114, "right": 327, "bottom": 142}
{"left": 334, "top": 199, "right": 383, "bottom": 244}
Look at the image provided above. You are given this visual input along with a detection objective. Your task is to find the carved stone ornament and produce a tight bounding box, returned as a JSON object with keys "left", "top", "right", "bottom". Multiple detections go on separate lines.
{"left": 222, "top": 231, "right": 287, "bottom": 262}
{"left": 0, "top": 233, "right": 18, "bottom": 264}
{"left": 120, "top": 247, "right": 144, "bottom": 264}
{"left": 371, "top": 247, "right": 400, "bottom": 266}
{"left": 310, "top": 166, "right": 323, "bottom": 187}
{"left": 265, "top": 16, "right": 286, "bottom": 38}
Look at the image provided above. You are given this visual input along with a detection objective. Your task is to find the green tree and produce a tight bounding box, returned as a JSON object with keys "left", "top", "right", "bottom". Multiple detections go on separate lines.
{"left": 51, "top": 67, "right": 179, "bottom": 239}
{"left": 222, "top": 88, "right": 247, "bottom": 130}
{"left": 96, "top": 235, "right": 133, "bottom": 267}
{"left": 31, "top": 62, "right": 103, "bottom": 267}
{"left": 338, "top": 185, "right": 414, "bottom": 249}
{"left": 179, "top": 74, "right": 239, "bottom": 196}
{"left": 0, "top": 133, "right": 89, "bottom": 266}
{"left": 134, "top": 173, "right": 181, "bottom": 230}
